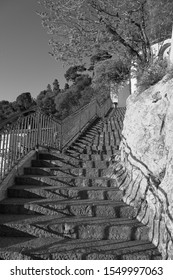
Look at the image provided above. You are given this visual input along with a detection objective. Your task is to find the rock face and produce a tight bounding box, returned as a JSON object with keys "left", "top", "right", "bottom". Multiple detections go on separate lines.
{"left": 120, "top": 75, "right": 173, "bottom": 259}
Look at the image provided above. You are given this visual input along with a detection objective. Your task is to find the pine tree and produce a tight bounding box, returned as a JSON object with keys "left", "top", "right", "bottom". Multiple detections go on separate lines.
{"left": 53, "top": 79, "right": 60, "bottom": 95}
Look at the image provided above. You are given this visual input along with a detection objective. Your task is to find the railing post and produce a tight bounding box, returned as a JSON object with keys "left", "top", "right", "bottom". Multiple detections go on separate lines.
{"left": 60, "top": 122, "right": 63, "bottom": 151}
{"left": 36, "top": 110, "right": 41, "bottom": 150}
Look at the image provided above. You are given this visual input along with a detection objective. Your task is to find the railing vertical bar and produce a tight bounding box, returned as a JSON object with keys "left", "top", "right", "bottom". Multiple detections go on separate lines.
{"left": 23, "top": 117, "right": 27, "bottom": 155}
{"left": 0, "top": 132, "right": 6, "bottom": 179}
{"left": 45, "top": 116, "right": 49, "bottom": 147}
{"left": 42, "top": 113, "right": 45, "bottom": 147}
{"left": 34, "top": 112, "right": 38, "bottom": 148}
{"left": 48, "top": 118, "right": 52, "bottom": 147}
{"left": 19, "top": 118, "right": 25, "bottom": 158}
{"left": 41, "top": 114, "right": 45, "bottom": 147}
{"left": 48, "top": 117, "right": 51, "bottom": 147}
{"left": 36, "top": 111, "right": 41, "bottom": 148}
{"left": 53, "top": 122, "right": 56, "bottom": 149}
{"left": 3, "top": 129, "right": 10, "bottom": 176}
{"left": 27, "top": 115, "right": 31, "bottom": 151}
{"left": 47, "top": 116, "right": 50, "bottom": 147}
{"left": 12, "top": 123, "right": 17, "bottom": 166}
{"left": 8, "top": 124, "right": 15, "bottom": 171}
{"left": 39, "top": 112, "right": 43, "bottom": 147}
{"left": 44, "top": 115, "right": 47, "bottom": 147}
{"left": 15, "top": 121, "right": 20, "bottom": 162}
{"left": 30, "top": 115, "right": 34, "bottom": 149}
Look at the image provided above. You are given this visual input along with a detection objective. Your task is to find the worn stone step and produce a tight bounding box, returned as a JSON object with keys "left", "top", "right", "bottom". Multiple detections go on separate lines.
{"left": 89, "top": 145, "right": 119, "bottom": 151}
{"left": 0, "top": 198, "right": 136, "bottom": 218}
{"left": 0, "top": 238, "right": 161, "bottom": 260}
{"left": 31, "top": 159, "right": 83, "bottom": 168}
{"left": 15, "top": 175, "right": 118, "bottom": 187}
{"left": 38, "top": 153, "right": 82, "bottom": 163}
{"left": 0, "top": 215, "right": 149, "bottom": 240}
{"left": 8, "top": 185, "right": 123, "bottom": 200}
{"left": 66, "top": 150, "right": 118, "bottom": 157}
{"left": 24, "top": 167, "right": 112, "bottom": 177}
{"left": 39, "top": 152, "right": 119, "bottom": 161}
{"left": 32, "top": 159, "right": 110, "bottom": 169}
{"left": 72, "top": 146, "right": 119, "bottom": 154}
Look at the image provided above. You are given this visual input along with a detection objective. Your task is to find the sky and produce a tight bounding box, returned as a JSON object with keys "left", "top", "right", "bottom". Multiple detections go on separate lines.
{"left": 0, "top": 0, "right": 67, "bottom": 102}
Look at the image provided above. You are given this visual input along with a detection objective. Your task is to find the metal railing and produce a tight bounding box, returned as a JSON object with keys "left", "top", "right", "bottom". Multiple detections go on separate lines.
{"left": 0, "top": 97, "right": 112, "bottom": 182}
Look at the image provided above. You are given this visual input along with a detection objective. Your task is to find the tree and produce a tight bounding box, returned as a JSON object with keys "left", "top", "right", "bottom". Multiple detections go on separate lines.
{"left": 64, "top": 65, "right": 87, "bottom": 83}
{"left": 90, "top": 49, "right": 112, "bottom": 67}
{"left": 0, "top": 93, "right": 36, "bottom": 122}
{"left": 36, "top": 88, "right": 56, "bottom": 115}
{"left": 47, "top": 84, "right": 53, "bottom": 94}
{"left": 53, "top": 79, "right": 60, "bottom": 95}
{"left": 92, "top": 58, "right": 130, "bottom": 103}
{"left": 0, "top": 101, "right": 14, "bottom": 122}
{"left": 93, "top": 58, "right": 130, "bottom": 85}
{"left": 15, "top": 92, "right": 35, "bottom": 111}
{"left": 37, "top": 0, "right": 173, "bottom": 68}
{"left": 55, "top": 68, "right": 93, "bottom": 119}
{"left": 64, "top": 83, "right": 69, "bottom": 90}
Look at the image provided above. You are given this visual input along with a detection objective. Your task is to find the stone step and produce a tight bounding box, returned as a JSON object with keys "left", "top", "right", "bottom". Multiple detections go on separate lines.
{"left": 32, "top": 159, "right": 110, "bottom": 169}
{"left": 39, "top": 152, "right": 119, "bottom": 161}
{"left": 23, "top": 167, "right": 111, "bottom": 177}
{"left": 0, "top": 238, "right": 161, "bottom": 260}
{"left": 31, "top": 159, "right": 83, "bottom": 168}
{"left": 0, "top": 198, "right": 136, "bottom": 218}
{"left": 15, "top": 175, "right": 118, "bottom": 187}
{"left": 66, "top": 149, "right": 118, "bottom": 156}
{"left": 71, "top": 142, "right": 119, "bottom": 151}
{"left": 8, "top": 185, "right": 123, "bottom": 200}
{"left": 0, "top": 215, "right": 149, "bottom": 240}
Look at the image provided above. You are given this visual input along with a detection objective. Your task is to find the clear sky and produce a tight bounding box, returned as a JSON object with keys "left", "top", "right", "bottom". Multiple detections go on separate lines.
{"left": 0, "top": 0, "right": 67, "bottom": 102}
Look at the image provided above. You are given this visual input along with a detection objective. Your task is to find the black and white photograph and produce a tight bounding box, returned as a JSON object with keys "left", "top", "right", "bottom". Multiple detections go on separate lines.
{"left": 0, "top": 0, "right": 172, "bottom": 278}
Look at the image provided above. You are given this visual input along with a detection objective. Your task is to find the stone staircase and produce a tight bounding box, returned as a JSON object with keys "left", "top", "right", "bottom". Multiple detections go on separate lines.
{"left": 0, "top": 108, "right": 162, "bottom": 260}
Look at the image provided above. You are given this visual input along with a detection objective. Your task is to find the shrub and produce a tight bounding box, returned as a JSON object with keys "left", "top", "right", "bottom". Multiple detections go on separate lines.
{"left": 137, "top": 59, "right": 167, "bottom": 92}
{"left": 165, "top": 65, "right": 173, "bottom": 81}
{"left": 55, "top": 85, "right": 94, "bottom": 120}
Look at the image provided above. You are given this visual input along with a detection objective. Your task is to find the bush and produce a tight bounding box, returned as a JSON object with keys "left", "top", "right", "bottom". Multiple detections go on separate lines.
{"left": 137, "top": 59, "right": 167, "bottom": 92}
{"left": 165, "top": 65, "right": 173, "bottom": 81}
{"left": 55, "top": 85, "right": 94, "bottom": 120}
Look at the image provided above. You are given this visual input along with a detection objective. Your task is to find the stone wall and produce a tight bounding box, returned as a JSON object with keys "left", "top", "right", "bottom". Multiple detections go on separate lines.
{"left": 119, "top": 75, "right": 173, "bottom": 259}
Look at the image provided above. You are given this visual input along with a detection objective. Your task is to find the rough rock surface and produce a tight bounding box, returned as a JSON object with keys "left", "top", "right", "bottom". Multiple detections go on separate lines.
{"left": 120, "top": 75, "right": 173, "bottom": 259}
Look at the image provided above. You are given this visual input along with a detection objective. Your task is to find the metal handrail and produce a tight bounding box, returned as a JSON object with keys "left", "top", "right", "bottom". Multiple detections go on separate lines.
{"left": 0, "top": 96, "right": 112, "bottom": 182}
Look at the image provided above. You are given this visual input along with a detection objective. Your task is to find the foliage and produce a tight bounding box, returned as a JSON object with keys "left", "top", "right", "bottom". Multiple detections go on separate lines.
{"left": 14, "top": 92, "right": 36, "bottom": 111}
{"left": 93, "top": 58, "right": 130, "bottom": 85}
{"left": 36, "top": 79, "right": 61, "bottom": 114}
{"left": 36, "top": 70, "right": 94, "bottom": 119}
{"left": 55, "top": 75, "right": 94, "bottom": 119}
{"left": 0, "top": 93, "right": 36, "bottom": 123}
{"left": 91, "top": 58, "right": 129, "bottom": 103}
{"left": 165, "top": 65, "right": 173, "bottom": 81}
{"left": 90, "top": 50, "right": 112, "bottom": 66}
{"left": 53, "top": 79, "right": 60, "bottom": 95}
{"left": 64, "top": 65, "right": 87, "bottom": 82}
{"left": 137, "top": 58, "right": 168, "bottom": 92}
{"left": 37, "top": 0, "right": 173, "bottom": 68}
{"left": 36, "top": 89, "right": 56, "bottom": 115}
{"left": 64, "top": 83, "right": 70, "bottom": 90}
{"left": 0, "top": 101, "right": 14, "bottom": 122}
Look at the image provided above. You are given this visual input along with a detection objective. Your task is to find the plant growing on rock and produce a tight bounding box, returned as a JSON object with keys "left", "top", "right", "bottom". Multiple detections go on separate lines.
{"left": 137, "top": 58, "right": 168, "bottom": 92}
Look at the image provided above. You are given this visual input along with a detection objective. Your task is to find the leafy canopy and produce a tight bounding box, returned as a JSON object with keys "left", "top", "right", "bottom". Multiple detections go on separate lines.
{"left": 37, "top": 0, "right": 173, "bottom": 67}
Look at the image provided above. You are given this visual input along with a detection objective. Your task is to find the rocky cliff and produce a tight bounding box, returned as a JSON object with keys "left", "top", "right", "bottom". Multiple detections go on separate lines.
{"left": 119, "top": 75, "right": 173, "bottom": 259}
